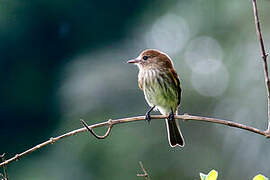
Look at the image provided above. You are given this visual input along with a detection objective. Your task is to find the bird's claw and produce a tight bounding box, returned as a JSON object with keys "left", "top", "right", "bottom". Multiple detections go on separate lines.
{"left": 145, "top": 106, "right": 155, "bottom": 124}
{"left": 168, "top": 111, "right": 175, "bottom": 121}
{"left": 145, "top": 113, "right": 152, "bottom": 124}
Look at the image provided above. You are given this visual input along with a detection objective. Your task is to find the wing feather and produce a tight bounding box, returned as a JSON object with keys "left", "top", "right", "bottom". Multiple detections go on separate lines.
{"left": 169, "top": 69, "right": 182, "bottom": 106}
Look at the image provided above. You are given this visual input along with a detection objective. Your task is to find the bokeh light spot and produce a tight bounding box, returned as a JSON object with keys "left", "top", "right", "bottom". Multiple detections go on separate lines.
{"left": 145, "top": 13, "right": 190, "bottom": 55}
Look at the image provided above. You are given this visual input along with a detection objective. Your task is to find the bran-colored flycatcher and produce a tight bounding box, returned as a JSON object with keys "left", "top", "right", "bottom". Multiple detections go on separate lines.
{"left": 127, "top": 49, "right": 184, "bottom": 147}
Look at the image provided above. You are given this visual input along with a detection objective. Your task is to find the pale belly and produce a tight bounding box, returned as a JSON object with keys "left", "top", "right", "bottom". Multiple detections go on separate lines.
{"left": 141, "top": 70, "right": 179, "bottom": 115}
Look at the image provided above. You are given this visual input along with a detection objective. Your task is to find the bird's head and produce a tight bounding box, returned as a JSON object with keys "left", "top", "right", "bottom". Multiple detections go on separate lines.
{"left": 127, "top": 49, "right": 174, "bottom": 70}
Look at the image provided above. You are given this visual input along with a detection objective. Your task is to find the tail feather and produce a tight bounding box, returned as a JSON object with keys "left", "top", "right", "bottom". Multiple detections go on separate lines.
{"left": 165, "top": 119, "right": 185, "bottom": 147}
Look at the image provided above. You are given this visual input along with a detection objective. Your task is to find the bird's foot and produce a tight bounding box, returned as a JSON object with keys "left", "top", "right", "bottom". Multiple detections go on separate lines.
{"left": 145, "top": 112, "right": 152, "bottom": 124}
{"left": 145, "top": 106, "right": 155, "bottom": 124}
{"left": 168, "top": 109, "right": 175, "bottom": 121}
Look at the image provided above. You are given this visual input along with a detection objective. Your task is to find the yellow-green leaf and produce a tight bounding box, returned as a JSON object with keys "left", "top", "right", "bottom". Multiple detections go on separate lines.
{"left": 200, "top": 170, "right": 218, "bottom": 180}
{"left": 253, "top": 174, "right": 268, "bottom": 180}
{"left": 207, "top": 170, "right": 218, "bottom": 180}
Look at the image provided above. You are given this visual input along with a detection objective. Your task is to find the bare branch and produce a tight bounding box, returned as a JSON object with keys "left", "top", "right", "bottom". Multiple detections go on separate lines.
{"left": 137, "top": 161, "right": 150, "bottom": 180}
{"left": 251, "top": 0, "right": 270, "bottom": 133}
{"left": 1, "top": 113, "right": 269, "bottom": 168}
{"left": 80, "top": 119, "right": 113, "bottom": 139}
{"left": 0, "top": 153, "right": 8, "bottom": 180}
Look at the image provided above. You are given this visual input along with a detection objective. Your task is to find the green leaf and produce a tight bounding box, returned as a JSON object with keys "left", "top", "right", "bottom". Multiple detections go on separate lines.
{"left": 253, "top": 174, "right": 268, "bottom": 180}
{"left": 200, "top": 170, "right": 218, "bottom": 180}
{"left": 207, "top": 170, "right": 218, "bottom": 180}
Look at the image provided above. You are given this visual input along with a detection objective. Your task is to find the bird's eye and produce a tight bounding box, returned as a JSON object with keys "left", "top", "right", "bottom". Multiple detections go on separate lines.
{"left": 143, "top": 56, "right": 148, "bottom": 60}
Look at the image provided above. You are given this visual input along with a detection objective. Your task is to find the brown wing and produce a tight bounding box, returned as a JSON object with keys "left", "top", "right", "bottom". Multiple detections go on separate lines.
{"left": 170, "top": 69, "right": 182, "bottom": 106}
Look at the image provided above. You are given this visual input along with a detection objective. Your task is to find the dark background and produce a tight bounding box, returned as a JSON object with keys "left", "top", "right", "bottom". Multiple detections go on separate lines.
{"left": 1, "top": 0, "right": 270, "bottom": 179}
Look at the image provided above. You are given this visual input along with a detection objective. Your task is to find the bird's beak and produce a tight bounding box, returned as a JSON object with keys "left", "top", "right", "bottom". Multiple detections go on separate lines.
{"left": 127, "top": 58, "right": 141, "bottom": 64}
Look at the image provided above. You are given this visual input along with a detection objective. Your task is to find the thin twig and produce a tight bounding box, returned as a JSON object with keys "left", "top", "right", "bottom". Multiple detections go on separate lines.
{"left": 80, "top": 119, "right": 113, "bottom": 139}
{"left": 1, "top": 113, "right": 269, "bottom": 168}
{"left": 251, "top": 0, "right": 270, "bottom": 133}
{"left": 0, "top": 153, "right": 8, "bottom": 180}
{"left": 137, "top": 161, "right": 150, "bottom": 180}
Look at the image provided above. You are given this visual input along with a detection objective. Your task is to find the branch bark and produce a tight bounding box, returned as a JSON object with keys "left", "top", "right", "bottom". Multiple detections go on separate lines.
{"left": 137, "top": 161, "right": 150, "bottom": 180}
{"left": 251, "top": 0, "right": 270, "bottom": 133}
{"left": 1, "top": 113, "right": 269, "bottom": 168}
{"left": 0, "top": 153, "right": 8, "bottom": 180}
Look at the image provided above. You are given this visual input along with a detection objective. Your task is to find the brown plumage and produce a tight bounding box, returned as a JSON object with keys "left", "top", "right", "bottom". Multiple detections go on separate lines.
{"left": 127, "top": 49, "right": 185, "bottom": 147}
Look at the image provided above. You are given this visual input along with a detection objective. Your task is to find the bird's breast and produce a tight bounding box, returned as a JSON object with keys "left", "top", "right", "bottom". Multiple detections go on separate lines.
{"left": 139, "top": 69, "right": 179, "bottom": 113}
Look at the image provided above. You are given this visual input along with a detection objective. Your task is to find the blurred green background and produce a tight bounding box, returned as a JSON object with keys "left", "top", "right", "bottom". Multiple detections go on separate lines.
{"left": 1, "top": 0, "right": 270, "bottom": 179}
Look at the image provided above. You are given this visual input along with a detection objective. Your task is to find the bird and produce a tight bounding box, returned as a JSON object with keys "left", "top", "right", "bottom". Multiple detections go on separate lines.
{"left": 127, "top": 49, "right": 184, "bottom": 147}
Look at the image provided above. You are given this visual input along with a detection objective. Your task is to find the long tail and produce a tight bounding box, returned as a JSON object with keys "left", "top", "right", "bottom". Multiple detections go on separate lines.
{"left": 165, "top": 118, "right": 185, "bottom": 147}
